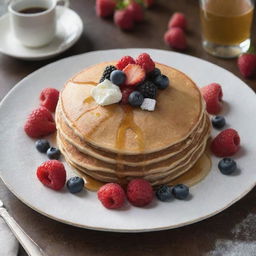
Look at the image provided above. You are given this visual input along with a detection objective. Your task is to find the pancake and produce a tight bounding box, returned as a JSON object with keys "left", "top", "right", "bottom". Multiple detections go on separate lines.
{"left": 56, "top": 61, "right": 211, "bottom": 186}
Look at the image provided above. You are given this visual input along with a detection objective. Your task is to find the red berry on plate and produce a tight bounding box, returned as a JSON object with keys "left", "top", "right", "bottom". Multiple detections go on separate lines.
{"left": 211, "top": 129, "right": 240, "bottom": 157}
{"left": 36, "top": 160, "right": 66, "bottom": 190}
{"left": 96, "top": 0, "right": 116, "bottom": 18}
{"left": 201, "top": 83, "right": 223, "bottom": 115}
{"left": 127, "top": 1, "right": 144, "bottom": 22}
{"left": 116, "top": 56, "right": 136, "bottom": 70}
{"left": 135, "top": 53, "right": 155, "bottom": 73}
{"left": 40, "top": 88, "right": 59, "bottom": 112}
{"left": 98, "top": 183, "right": 126, "bottom": 209}
{"left": 114, "top": 8, "right": 134, "bottom": 30}
{"left": 164, "top": 27, "right": 187, "bottom": 50}
{"left": 168, "top": 12, "right": 187, "bottom": 30}
{"left": 237, "top": 53, "right": 256, "bottom": 78}
{"left": 24, "top": 106, "right": 56, "bottom": 138}
{"left": 120, "top": 86, "right": 135, "bottom": 104}
{"left": 127, "top": 179, "right": 154, "bottom": 207}
{"left": 123, "top": 64, "right": 146, "bottom": 87}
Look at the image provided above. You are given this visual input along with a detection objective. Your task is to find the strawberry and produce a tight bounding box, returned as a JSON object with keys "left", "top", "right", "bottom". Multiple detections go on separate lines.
{"left": 96, "top": 0, "right": 116, "bottom": 18}
{"left": 237, "top": 53, "right": 256, "bottom": 78}
{"left": 24, "top": 106, "right": 56, "bottom": 138}
{"left": 211, "top": 129, "right": 240, "bottom": 157}
{"left": 123, "top": 64, "right": 146, "bottom": 87}
{"left": 116, "top": 56, "right": 135, "bottom": 70}
{"left": 135, "top": 53, "right": 155, "bottom": 73}
{"left": 40, "top": 88, "right": 59, "bottom": 112}
{"left": 98, "top": 183, "right": 126, "bottom": 209}
{"left": 201, "top": 83, "right": 223, "bottom": 115}
{"left": 114, "top": 8, "right": 134, "bottom": 30}
{"left": 164, "top": 27, "right": 187, "bottom": 50}
{"left": 127, "top": 1, "right": 144, "bottom": 22}
{"left": 37, "top": 160, "right": 66, "bottom": 190}
{"left": 168, "top": 12, "right": 187, "bottom": 30}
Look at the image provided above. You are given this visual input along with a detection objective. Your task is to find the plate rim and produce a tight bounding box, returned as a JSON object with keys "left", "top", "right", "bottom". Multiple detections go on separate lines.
{"left": 1, "top": 48, "right": 256, "bottom": 232}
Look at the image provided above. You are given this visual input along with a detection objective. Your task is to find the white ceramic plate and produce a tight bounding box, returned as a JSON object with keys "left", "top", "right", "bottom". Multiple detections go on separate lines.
{"left": 0, "top": 49, "right": 256, "bottom": 232}
{"left": 0, "top": 6, "right": 83, "bottom": 60}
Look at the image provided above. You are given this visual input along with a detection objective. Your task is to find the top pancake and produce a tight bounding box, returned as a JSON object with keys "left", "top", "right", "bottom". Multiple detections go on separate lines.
{"left": 60, "top": 62, "right": 203, "bottom": 154}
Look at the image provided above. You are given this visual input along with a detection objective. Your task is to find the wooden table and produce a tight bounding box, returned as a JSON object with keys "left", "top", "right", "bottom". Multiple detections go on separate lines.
{"left": 1, "top": 0, "right": 256, "bottom": 255}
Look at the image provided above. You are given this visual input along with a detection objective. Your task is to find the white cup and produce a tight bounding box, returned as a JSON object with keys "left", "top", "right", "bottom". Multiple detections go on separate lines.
{"left": 8, "top": 0, "right": 69, "bottom": 48}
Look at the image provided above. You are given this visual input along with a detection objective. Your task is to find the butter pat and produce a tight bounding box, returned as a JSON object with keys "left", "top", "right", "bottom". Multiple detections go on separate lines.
{"left": 140, "top": 98, "right": 156, "bottom": 111}
{"left": 91, "top": 79, "right": 122, "bottom": 106}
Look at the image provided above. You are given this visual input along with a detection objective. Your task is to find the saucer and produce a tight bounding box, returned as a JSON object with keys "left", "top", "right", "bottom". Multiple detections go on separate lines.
{"left": 0, "top": 6, "right": 83, "bottom": 60}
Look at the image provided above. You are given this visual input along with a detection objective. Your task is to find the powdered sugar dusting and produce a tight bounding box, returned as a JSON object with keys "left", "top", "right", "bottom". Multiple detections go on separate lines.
{"left": 206, "top": 213, "right": 256, "bottom": 256}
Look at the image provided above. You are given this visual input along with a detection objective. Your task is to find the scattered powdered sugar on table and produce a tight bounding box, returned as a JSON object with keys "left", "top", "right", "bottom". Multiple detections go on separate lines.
{"left": 206, "top": 213, "right": 256, "bottom": 256}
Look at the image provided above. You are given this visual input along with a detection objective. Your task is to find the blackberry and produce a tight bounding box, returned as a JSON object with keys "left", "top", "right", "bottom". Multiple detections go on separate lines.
{"left": 137, "top": 81, "right": 157, "bottom": 99}
{"left": 99, "top": 65, "right": 117, "bottom": 83}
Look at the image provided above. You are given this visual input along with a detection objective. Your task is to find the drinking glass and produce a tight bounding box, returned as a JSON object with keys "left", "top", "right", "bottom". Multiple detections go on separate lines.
{"left": 200, "top": 0, "right": 254, "bottom": 58}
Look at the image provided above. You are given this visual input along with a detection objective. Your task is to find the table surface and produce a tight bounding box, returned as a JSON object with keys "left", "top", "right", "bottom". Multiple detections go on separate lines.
{"left": 1, "top": 0, "right": 256, "bottom": 255}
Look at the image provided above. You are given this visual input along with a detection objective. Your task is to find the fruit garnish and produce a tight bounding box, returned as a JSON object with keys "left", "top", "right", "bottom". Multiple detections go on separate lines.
{"left": 128, "top": 91, "right": 144, "bottom": 107}
{"left": 40, "top": 88, "right": 59, "bottom": 112}
{"left": 67, "top": 177, "right": 85, "bottom": 194}
{"left": 172, "top": 184, "right": 189, "bottom": 200}
{"left": 211, "top": 116, "right": 226, "bottom": 129}
{"left": 116, "top": 56, "right": 136, "bottom": 70}
{"left": 123, "top": 64, "right": 146, "bottom": 86}
{"left": 218, "top": 158, "right": 237, "bottom": 175}
{"left": 35, "top": 139, "right": 50, "bottom": 153}
{"left": 96, "top": 0, "right": 116, "bottom": 18}
{"left": 211, "top": 128, "right": 240, "bottom": 157}
{"left": 47, "top": 147, "right": 61, "bottom": 160}
{"left": 201, "top": 83, "right": 223, "bottom": 115}
{"left": 153, "top": 74, "right": 169, "bottom": 90}
{"left": 110, "top": 70, "right": 126, "bottom": 86}
{"left": 98, "top": 183, "right": 126, "bottom": 209}
{"left": 135, "top": 53, "right": 155, "bottom": 73}
{"left": 99, "top": 65, "right": 117, "bottom": 83}
{"left": 126, "top": 179, "right": 154, "bottom": 207}
{"left": 114, "top": 8, "right": 134, "bottom": 30}
{"left": 24, "top": 106, "right": 56, "bottom": 138}
{"left": 156, "top": 185, "right": 173, "bottom": 201}
{"left": 137, "top": 80, "right": 157, "bottom": 99}
{"left": 127, "top": 1, "right": 144, "bottom": 22}
{"left": 237, "top": 53, "right": 256, "bottom": 78}
{"left": 36, "top": 160, "right": 66, "bottom": 190}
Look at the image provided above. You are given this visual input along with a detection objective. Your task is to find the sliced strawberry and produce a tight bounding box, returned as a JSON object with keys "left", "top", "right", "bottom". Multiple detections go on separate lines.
{"left": 123, "top": 64, "right": 146, "bottom": 87}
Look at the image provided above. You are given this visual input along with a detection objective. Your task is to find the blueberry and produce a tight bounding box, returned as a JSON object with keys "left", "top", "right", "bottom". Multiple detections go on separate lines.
{"left": 156, "top": 185, "right": 173, "bottom": 201}
{"left": 153, "top": 75, "right": 169, "bottom": 90}
{"left": 212, "top": 116, "right": 226, "bottom": 129}
{"left": 128, "top": 91, "right": 144, "bottom": 107}
{"left": 218, "top": 158, "right": 237, "bottom": 175}
{"left": 110, "top": 70, "right": 126, "bottom": 86}
{"left": 47, "top": 147, "right": 61, "bottom": 160}
{"left": 172, "top": 184, "right": 189, "bottom": 200}
{"left": 35, "top": 139, "right": 50, "bottom": 153}
{"left": 148, "top": 68, "right": 161, "bottom": 80}
{"left": 67, "top": 176, "right": 84, "bottom": 193}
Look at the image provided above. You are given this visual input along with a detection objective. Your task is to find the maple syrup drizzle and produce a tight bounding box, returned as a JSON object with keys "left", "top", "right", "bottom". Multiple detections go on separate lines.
{"left": 75, "top": 106, "right": 99, "bottom": 121}
{"left": 83, "top": 96, "right": 94, "bottom": 104}
{"left": 115, "top": 105, "right": 144, "bottom": 151}
{"left": 71, "top": 80, "right": 97, "bottom": 86}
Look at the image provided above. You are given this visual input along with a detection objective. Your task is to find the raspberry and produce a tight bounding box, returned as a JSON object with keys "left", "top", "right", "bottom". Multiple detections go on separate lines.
{"left": 114, "top": 8, "right": 134, "bottom": 30}
{"left": 135, "top": 53, "right": 155, "bottom": 73}
{"left": 116, "top": 56, "right": 136, "bottom": 70}
{"left": 24, "top": 107, "right": 56, "bottom": 138}
{"left": 36, "top": 160, "right": 66, "bottom": 190}
{"left": 40, "top": 88, "right": 59, "bottom": 112}
{"left": 127, "top": 2, "right": 144, "bottom": 22}
{"left": 123, "top": 64, "right": 146, "bottom": 87}
{"left": 137, "top": 80, "right": 157, "bottom": 99}
{"left": 127, "top": 179, "right": 154, "bottom": 207}
{"left": 211, "top": 129, "right": 240, "bottom": 157}
{"left": 164, "top": 28, "right": 187, "bottom": 50}
{"left": 96, "top": 0, "right": 116, "bottom": 18}
{"left": 168, "top": 12, "right": 187, "bottom": 30}
{"left": 237, "top": 53, "right": 256, "bottom": 78}
{"left": 99, "top": 65, "right": 117, "bottom": 83}
{"left": 120, "top": 86, "right": 134, "bottom": 104}
{"left": 97, "top": 183, "right": 126, "bottom": 209}
{"left": 201, "top": 83, "right": 223, "bottom": 115}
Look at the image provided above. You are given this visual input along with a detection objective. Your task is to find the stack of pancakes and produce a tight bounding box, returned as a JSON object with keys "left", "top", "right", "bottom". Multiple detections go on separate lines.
{"left": 56, "top": 62, "right": 211, "bottom": 186}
